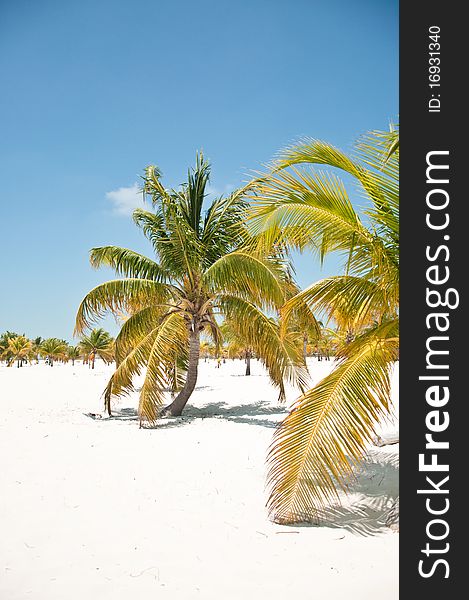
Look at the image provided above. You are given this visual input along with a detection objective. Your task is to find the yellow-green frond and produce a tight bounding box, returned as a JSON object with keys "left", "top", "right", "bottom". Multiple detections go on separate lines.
{"left": 266, "top": 319, "right": 399, "bottom": 524}
{"left": 138, "top": 313, "right": 188, "bottom": 425}
{"left": 220, "top": 295, "right": 309, "bottom": 399}
{"left": 75, "top": 278, "right": 169, "bottom": 334}
{"left": 204, "top": 251, "right": 286, "bottom": 310}
{"left": 90, "top": 246, "right": 168, "bottom": 281}
{"left": 282, "top": 275, "right": 397, "bottom": 332}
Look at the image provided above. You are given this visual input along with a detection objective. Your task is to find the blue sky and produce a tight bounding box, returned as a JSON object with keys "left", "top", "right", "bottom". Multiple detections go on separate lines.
{"left": 0, "top": 0, "right": 398, "bottom": 341}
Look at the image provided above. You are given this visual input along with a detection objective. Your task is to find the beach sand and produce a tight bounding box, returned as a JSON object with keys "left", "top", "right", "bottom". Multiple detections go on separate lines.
{"left": 0, "top": 358, "right": 398, "bottom": 600}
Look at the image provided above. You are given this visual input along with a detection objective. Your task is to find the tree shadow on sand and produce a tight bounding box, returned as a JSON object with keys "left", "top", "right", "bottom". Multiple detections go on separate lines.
{"left": 86, "top": 400, "right": 288, "bottom": 430}
{"left": 293, "top": 450, "right": 399, "bottom": 536}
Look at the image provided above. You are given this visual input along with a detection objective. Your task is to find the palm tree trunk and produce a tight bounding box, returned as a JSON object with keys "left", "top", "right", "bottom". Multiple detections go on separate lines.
{"left": 163, "top": 327, "right": 200, "bottom": 416}
{"left": 245, "top": 350, "right": 251, "bottom": 376}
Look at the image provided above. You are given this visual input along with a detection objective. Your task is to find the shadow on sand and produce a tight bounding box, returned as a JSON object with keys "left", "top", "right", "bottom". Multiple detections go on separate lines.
{"left": 291, "top": 450, "right": 399, "bottom": 536}
{"left": 86, "top": 400, "right": 288, "bottom": 430}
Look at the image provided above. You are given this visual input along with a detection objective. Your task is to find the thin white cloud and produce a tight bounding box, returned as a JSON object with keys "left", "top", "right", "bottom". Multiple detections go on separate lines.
{"left": 106, "top": 183, "right": 145, "bottom": 216}
{"left": 206, "top": 183, "right": 234, "bottom": 199}
{"left": 106, "top": 182, "right": 235, "bottom": 216}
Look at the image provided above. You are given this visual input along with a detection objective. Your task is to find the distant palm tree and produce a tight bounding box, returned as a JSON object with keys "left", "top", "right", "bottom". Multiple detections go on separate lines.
{"left": 3, "top": 335, "right": 32, "bottom": 367}
{"left": 76, "top": 154, "right": 308, "bottom": 423}
{"left": 221, "top": 321, "right": 254, "bottom": 375}
{"left": 30, "top": 336, "right": 44, "bottom": 364}
{"left": 199, "top": 340, "right": 216, "bottom": 362}
{"left": 249, "top": 126, "right": 399, "bottom": 523}
{"left": 39, "top": 338, "right": 68, "bottom": 366}
{"left": 66, "top": 345, "right": 82, "bottom": 366}
{"left": 78, "top": 328, "right": 114, "bottom": 369}
{"left": 0, "top": 331, "right": 20, "bottom": 364}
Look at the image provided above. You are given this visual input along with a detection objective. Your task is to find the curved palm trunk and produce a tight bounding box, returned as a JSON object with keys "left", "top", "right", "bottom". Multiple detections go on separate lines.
{"left": 164, "top": 327, "right": 200, "bottom": 416}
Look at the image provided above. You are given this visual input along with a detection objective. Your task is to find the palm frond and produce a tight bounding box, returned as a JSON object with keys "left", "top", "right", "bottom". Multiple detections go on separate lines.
{"left": 282, "top": 275, "right": 398, "bottom": 332}
{"left": 273, "top": 138, "right": 397, "bottom": 226}
{"left": 138, "top": 313, "right": 189, "bottom": 425}
{"left": 204, "top": 251, "right": 286, "bottom": 310}
{"left": 248, "top": 169, "right": 370, "bottom": 260}
{"left": 90, "top": 246, "right": 169, "bottom": 282}
{"left": 114, "top": 305, "right": 164, "bottom": 363}
{"left": 266, "top": 319, "right": 399, "bottom": 523}
{"left": 75, "top": 279, "right": 169, "bottom": 334}
{"left": 219, "top": 295, "right": 309, "bottom": 399}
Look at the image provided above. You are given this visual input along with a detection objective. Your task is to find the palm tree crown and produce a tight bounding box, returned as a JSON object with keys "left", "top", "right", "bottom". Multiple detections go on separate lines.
{"left": 39, "top": 338, "right": 68, "bottom": 366}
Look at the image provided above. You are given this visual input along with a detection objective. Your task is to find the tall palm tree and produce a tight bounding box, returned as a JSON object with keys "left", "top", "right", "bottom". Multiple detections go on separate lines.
{"left": 75, "top": 154, "right": 308, "bottom": 424}
{"left": 78, "top": 328, "right": 114, "bottom": 369}
{"left": 39, "top": 338, "right": 68, "bottom": 366}
{"left": 249, "top": 127, "right": 399, "bottom": 524}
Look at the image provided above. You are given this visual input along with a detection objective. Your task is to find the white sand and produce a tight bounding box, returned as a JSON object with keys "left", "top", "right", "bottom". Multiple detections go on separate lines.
{"left": 0, "top": 358, "right": 398, "bottom": 600}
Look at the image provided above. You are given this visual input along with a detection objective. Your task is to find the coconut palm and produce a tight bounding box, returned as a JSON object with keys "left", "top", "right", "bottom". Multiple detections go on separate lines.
{"left": 78, "top": 328, "right": 114, "bottom": 369}
{"left": 30, "top": 336, "right": 44, "bottom": 364}
{"left": 67, "top": 345, "right": 82, "bottom": 366}
{"left": 39, "top": 338, "right": 68, "bottom": 366}
{"left": 0, "top": 331, "right": 20, "bottom": 364}
{"left": 249, "top": 126, "right": 399, "bottom": 523}
{"left": 3, "top": 335, "right": 33, "bottom": 367}
{"left": 221, "top": 320, "right": 255, "bottom": 375}
{"left": 199, "top": 340, "right": 216, "bottom": 362}
{"left": 75, "top": 153, "right": 308, "bottom": 424}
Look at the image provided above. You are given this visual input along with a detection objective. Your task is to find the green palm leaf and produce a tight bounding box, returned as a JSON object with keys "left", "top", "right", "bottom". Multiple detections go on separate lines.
{"left": 282, "top": 275, "right": 397, "bottom": 332}
{"left": 267, "top": 319, "right": 399, "bottom": 523}
{"left": 75, "top": 279, "right": 169, "bottom": 333}
{"left": 90, "top": 246, "right": 169, "bottom": 282}
{"left": 138, "top": 313, "right": 188, "bottom": 425}
{"left": 204, "top": 251, "right": 286, "bottom": 310}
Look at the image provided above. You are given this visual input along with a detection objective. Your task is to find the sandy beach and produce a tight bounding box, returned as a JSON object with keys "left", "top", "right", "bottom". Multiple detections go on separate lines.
{"left": 0, "top": 358, "right": 398, "bottom": 600}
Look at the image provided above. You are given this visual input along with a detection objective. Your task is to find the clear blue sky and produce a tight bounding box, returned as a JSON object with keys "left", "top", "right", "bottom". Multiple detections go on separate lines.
{"left": 0, "top": 0, "right": 398, "bottom": 341}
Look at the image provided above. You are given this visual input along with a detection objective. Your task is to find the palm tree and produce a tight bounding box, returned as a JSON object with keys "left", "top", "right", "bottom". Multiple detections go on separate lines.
{"left": 221, "top": 320, "right": 254, "bottom": 375}
{"left": 66, "top": 345, "right": 82, "bottom": 366}
{"left": 78, "top": 328, "right": 114, "bottom": 369}
{"left": 39, "top": 338, "right": 68, "bottom": 366}
{"left": 199, "top": 340, "right": 216, "bottom": 362}
{"left": 3, "top": 335, "right": 33, "bottom": 367}
{"left": 75, "top": 153, "right": 308, "bottom": 423}
{"left": 31, "top": 337, "right": 43, "bottom": 364}
{"left": 249, "top": 126, "right": 399, "bottom": 524}
{"left": 0, "top": 331, "right": 20, "bottom": 364}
